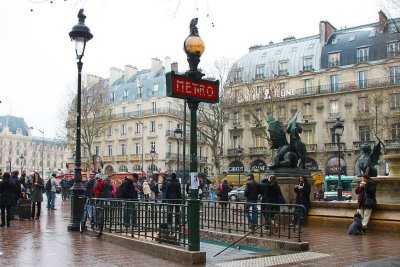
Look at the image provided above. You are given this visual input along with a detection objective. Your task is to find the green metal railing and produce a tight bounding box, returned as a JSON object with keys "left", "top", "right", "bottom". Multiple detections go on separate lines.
{"left": 92, "top": 198, "right": 188, "bottom": 247}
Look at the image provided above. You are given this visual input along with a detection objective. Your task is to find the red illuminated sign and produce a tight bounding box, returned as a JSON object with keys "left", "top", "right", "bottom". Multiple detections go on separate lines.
{"left": 166, "top": 72, "right": 219, "bottom": 103}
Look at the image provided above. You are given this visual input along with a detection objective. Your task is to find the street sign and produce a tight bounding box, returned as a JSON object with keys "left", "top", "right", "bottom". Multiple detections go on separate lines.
{"left": 166, "top": 71, "right": 219, "bottom": 103}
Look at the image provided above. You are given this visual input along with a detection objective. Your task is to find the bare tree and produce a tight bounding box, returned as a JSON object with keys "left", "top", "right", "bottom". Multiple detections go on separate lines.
{"left": 59, "top": 76, "right": 110, "bottom": 173}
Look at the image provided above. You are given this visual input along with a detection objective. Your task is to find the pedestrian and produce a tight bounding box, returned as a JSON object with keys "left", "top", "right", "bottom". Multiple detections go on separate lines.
{"left": 261, "top": 175, "right": 282, "bottom": 232}
{"left": 143, "top": 180, "right": 151, "bottom": 200}
{"left": 10, "top": 171, "right": 21, "bottom": 220}
{"left": 218, "top": 178, "right": 231, "bottom": 219}
{"left": 60, "top": 176, "right": 69, "bottom": 201}
{"left": 160, "top": 175, "right": 168, "bottom": 202}
{"left": 165, "top": 173, "right": 182, "bottom": 226}
{"left": 121, "top": 174, "right": 138, "bottom": 227}
{"left": 85, "top": 174, "right": 96, "bottom": 198}
{"left": 111, "top": 180, "right": 117, "bottom": 198}
{"left": 244, "top": 173, "right": 259, "bottom": 229}
{"left": 19, "top": 171, "right": 27, "bottom": 192}
{"left": 47, "top": 173, "right": 59, "bottom": 210}
{"left": 101, "top": 177, "right": 113, "bottom": 198}
{"left": 293, "top": 175, "right": 311, "bottom": 225}
{"left": 209, "top": 181, "right": 218, "bottom": 201}
{"left": 0, "top": 172, "right": 18, "bottom": 227}
{"left": 25, "top": 173, "right": 33, "bottom": 199}
{"left": 30, "top": 172, "right": 44, "bottom": 220}
{"left": 355, "top": 174, "right": 377, "bottom": 233}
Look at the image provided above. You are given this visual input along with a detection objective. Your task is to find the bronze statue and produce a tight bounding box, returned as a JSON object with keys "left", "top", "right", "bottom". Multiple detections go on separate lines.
{"left": 355, "top": 141, "right": 383, "bottom": 177}
{"left": 267, "top": 111, "right": 307, "bottom": 169}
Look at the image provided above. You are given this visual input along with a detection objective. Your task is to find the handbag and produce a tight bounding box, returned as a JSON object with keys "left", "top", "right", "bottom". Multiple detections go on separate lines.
{"left": 364, "top": 196, "right": 377, "bottom": 209}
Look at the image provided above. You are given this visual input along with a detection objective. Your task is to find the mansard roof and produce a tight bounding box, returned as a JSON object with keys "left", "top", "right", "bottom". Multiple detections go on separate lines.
{"left": 0, "top": 115, "right": 30, "bottom": 136}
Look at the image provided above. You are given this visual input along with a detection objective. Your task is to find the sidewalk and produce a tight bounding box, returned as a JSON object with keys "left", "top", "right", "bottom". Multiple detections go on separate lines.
{"left": 0, "top": 196, "right": 399, "bottom": 267}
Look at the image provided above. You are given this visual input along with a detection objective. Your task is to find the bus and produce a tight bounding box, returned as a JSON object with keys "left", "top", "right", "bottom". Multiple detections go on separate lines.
{"left": 323, "top": 176, "right": 354, "bottom": 201}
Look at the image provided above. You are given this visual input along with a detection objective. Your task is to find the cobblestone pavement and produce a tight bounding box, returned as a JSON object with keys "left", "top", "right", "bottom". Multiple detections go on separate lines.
{"left": 1, "top": 196, "right": 399, "bottom": 267}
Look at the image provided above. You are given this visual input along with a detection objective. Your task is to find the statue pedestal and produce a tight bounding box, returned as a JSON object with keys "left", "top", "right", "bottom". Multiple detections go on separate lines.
{"left": 267, "top": 169, "right": 313, "bottom": 204}
{"left": 351, "top": 154, "right": 400, "bottom": 204}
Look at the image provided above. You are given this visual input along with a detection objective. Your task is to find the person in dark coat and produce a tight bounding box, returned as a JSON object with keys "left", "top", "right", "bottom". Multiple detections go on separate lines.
{"left": 293, "top": 175, "right": 311, "bottom": 225}
{"left": 121, "top": 174, "right": 138, "bottom": 227}
{"left": 261, "top": 175, "right": 282, "bottom": 231}
{"left": 0, "top": 172, "right": 18, "bottom": 227}
{"left": 165, "top": 173, "right": 182, "bottom": 226}
{"left": 19, "top": 172, "right": 27, "bottom": 192}
{"left": 102, "top": 177, "right": 113, "bottom": 198}
{"left": 85, "top": 175, "right": 96, "bottom": 198}
{"left": 30, "top": 172, "right": 44, "bottom": 220}
{"left": 244, "top": 174, "right": 259, "bottom": 229}
{"left": 355, "top": 174, "right": 377, "bottom": 233}
{"left": 10, "top": 171, "right": 21, "bottom": 219}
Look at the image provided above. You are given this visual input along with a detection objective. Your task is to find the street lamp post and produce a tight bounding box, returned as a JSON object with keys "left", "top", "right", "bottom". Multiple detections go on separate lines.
{"left": 236, "top": 146, "right": 243, "bottom": 186}
{"left": 68, "top": 9, "right": 93, "bottom": 231}
{"left": 131, "top": 116, "right": 144, "bottom": 178}
{"left": 19, "top": 154, "right": 24, "bottom": 175}
{"left": 174, "top": 125, "right": 183, "bottom": 177}
{"left": 333, "top": 117, "right": 344, "bottom": 201}
{"left": 150, "top": 148, "right": 156, "bottom": 181}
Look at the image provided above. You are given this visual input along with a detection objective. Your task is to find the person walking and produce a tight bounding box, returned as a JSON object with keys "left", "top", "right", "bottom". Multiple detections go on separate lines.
{"left": 10, "top": 171, "right": 21, "bottom": 219}
{"left": 85, "top": 175, "right": 96, "bottom": 198}
{"left": 0, "top": 172, "right": 18, "bottom": 227}
{"left": 293, "top": 175, "right": 311, "bottom": 225}
{"left": 60, "top": 176, "right": 69, "bottom": 201}
{"left": 143, "top": 180, "right": 151, "bottom": 200}
{"left": 244, "top": 174, "right": 259, "bottom": 229}
{"left": 261, "top": 175, "right": 282, "bottom": 232}
{"left": 30, "top": 172, "right": 44, "bottom": 220}
{"left": 121, "top": 174, "right": 138, "bottom": 227}
{"left": 101, "top": 177, "right": 113, "bottom": 198}
{"left": 355, "top": 174, "right": 377, "bottom": 233}
{"left": 209, "top": 181, "right": 218, "bottom": 202}
{"left": 47, "top": 173, "right": 59, "bottom": 210}
{"left": 165, "top": 173, "right": 182, "bottom": 227}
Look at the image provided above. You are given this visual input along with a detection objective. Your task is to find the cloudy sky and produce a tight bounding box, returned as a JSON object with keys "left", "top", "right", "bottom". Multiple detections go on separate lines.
{"left": 0, "top": 0, "right": 391, "bottom": 138}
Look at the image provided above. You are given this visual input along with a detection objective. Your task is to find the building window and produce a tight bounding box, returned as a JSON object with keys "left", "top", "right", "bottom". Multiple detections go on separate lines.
{"left": 150, "top": 142, "right": 156, "bottom": 152}
{"left": 108, "top": 145, "right": 113, "bottom": 156}
{"left": 135, "top": 123, "right": 141, "bottom": 134}
{"left": 152, "top": 102, "right": 157, "bottom": 113}
{"left": 121, "top": 144, "right": 127, "bottom": 155}
{"left": 136, "top": 104, "right": 142, "bottom": 115}
{"left": 107, "top": 126, "right": 112, "bottom": 137}
{"left": 304, "top": 79, "right": 313, "bottom": 94}
{"left": 359, "top": 126, "right": 371, "bottom": 142}
{"left": 278, "top": 82, "right": 286, "bottom": 90}
{"left": 303, "top": 103, "right": 312, "bottom": 117}
{"left": 168, "top": 142, "right": 172, "bottom": 154}
{"left": 358, "top": 97, "right": 368, "bottom": 112}
{"left": 135, "top": 143, "right": 141, "bottom": 155}
{"left": 330, "top": 74, "right": 339, "bottom": 92}
{"left": 278, "top": 61, "right": 288, "bottom": 75}
{"left": 357, "top": 47, "right": 369, "bottom": 62}
{"left": 390, "top": 66, "right": 400, "bottom": 85}
{"left": 391, "top": 124, "right": 400, "bottom": 140}
{"left": 232, "top": 136, "right": 239, "bottom": 149}
{"left": 303, "top": 57, "right": 313, "bottom": 71}
{"left": 233, "top": 111, "right": 240, "bottom": 125}
{"left": 358, "top": 70, "right": 368, "bottom": 89}
{"left": 121, "top": 124, "right": 126, "bottom": 136}
{"left": 234, "top": 68, "right": 242, "bottom": 82}
{"left": 95, "top": 146, "right": 99, "bottom": 156}
{"left": 303, "top": 130, "right": 314, "bottom": 144}
{"left": 110, "top": 92, "right": 115, "bottom": 103}
{"left": 150, "top": 121, "right": 156, "bottom": 133}
{"left": 255, "top": 109, "right": 262, "bottom": 121}
{"left": 123, "top": 89, "right": 128, "bottom": 100}
{"left": 390, "top": 93, "right": 400, "bottom": 110}
{"left": 387, "top": 42, "right": 400, "bottom": 57}
{"left": 119, "top": 165, "right": 128, "bottom": 172}
{"left": 255, "top": 134, "right": 262, "bottom": 147}
{"left": 152, "top": 84, "right": 159, "bottom": 95}
{"left": 255, "top": 64, "right": 265, "bottom": 78}
{"left": 330, "top": 100, "right": 339, "bottom": 117}
{"left": 328, "top": 52, "right": 340, "bottom": 67}
{"left": 137, "top": 86, "right": 142, "bottom": 98}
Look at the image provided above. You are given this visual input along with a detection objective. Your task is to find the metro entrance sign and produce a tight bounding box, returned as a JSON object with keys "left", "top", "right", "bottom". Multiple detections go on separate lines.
{"left": 166, "top": 71, "right": 219, "bottom": 104}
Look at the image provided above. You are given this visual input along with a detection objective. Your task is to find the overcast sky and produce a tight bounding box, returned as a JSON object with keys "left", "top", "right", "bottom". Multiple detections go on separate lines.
{"left": 0, "top": 0, "right": 391, "bottom": 139}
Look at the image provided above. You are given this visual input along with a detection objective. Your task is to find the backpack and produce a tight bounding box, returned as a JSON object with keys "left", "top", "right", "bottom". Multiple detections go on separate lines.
{"left": 45, "top": 179, "right": 52, "bottom": 192}
{"left": 93, "top": 179, "right": 104, "bottom": 196}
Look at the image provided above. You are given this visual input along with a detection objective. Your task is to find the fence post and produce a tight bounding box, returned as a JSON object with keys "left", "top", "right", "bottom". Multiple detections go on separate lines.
{"left": 188, "top": 190, "right": 200, "bottom": 251}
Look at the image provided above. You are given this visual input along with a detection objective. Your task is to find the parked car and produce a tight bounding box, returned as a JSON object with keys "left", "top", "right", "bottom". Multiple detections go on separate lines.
{"left": 228, "top": 185, "right": 262, "bottom": 202}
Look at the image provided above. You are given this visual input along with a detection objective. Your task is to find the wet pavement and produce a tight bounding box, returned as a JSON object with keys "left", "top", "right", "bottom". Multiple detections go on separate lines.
{"left": 1, "top": 196, "right": 399, "bottom": 267}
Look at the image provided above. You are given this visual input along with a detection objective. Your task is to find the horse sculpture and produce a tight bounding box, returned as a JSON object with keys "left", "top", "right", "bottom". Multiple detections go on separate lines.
{"left": 267, "top": 111, "right": 307, "bottom": 169}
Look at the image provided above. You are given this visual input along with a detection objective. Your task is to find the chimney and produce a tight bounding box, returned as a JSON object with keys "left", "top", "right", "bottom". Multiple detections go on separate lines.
{"left": 109, "top": 67, "right": 123, "bottom": 85}
{"left": 249, "top": 45, "right": 261, "bottom": 53}
{"left": 283, "top": 36, "right": 296, "bottom": 41}
{"left": 151, "top": 57, "right": 163, "bottom": 76}
{"left": 124, "top": 65, "right": 138, "bottom": 82}
{"left": 378, "top": 10, "right": 388, "bottom": 33}
{"left": 164, "top": 56, "right": 171, "bottom": 73}
{"left": 319, "top": 20, "right": 336, "bottom": 44}
{"left": 171, "top": 62, "right": 179, "bottom": 72}
{"left": 86, "top": 74, "right": 101, "bottom": 88}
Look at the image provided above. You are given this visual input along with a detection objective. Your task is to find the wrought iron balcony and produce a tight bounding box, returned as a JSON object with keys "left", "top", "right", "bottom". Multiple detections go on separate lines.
{"left": 249, "top": 147, "right": 268, "bottom": 155}
{"left": 384, "top": 140, "right": 400, "bottom": 149}
{"left": 305, "top": 144, "right": 317, "bottom": 152}
{"left": 115, "top": 155, "right": 128, "bottom": 162}
{"left": 352, "top": 141, "right": 376, "bottom": 151}
{"left": 102, "top": 156, "right": 114, "bottom": 162}
{"left": 324, "top": 142, "right": 346, "bottom": 152}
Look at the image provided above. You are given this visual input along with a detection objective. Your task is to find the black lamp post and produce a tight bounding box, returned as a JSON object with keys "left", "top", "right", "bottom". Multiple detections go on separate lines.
{"left": 174, "top": 125, "right": 183, "bottom": 177}
{"left": 333, "top": 117, "right": 344, "bottom": 201}
{"left": 68, "top": 9, "right": 93, "bottom": 231}
{"left": 150, "top": 148, "right": 156, "bottom": 181}
{"left": 236, "top": 146, "right": 243, "bottom": 186}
